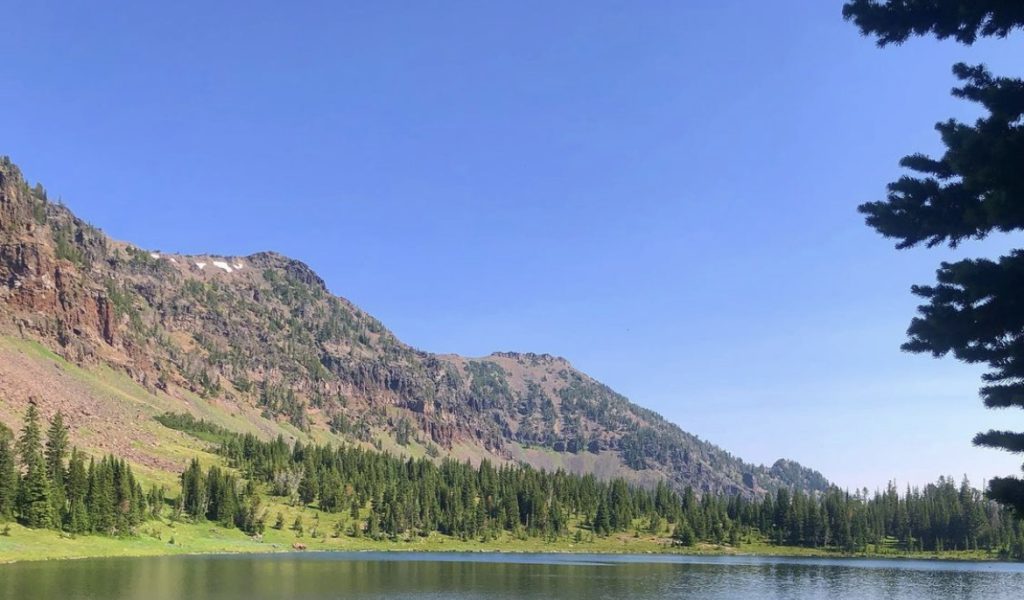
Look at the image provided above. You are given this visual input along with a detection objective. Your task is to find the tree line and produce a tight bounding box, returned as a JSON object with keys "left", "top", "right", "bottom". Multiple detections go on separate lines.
{"left": 0, "top": 405, "right": 156, "bottom": 535}
{"left": 186, "top": 423, "right": 1024, "bottom": 557}
{"left": 3, "top": 407, "right": 1023, "bottom": 559}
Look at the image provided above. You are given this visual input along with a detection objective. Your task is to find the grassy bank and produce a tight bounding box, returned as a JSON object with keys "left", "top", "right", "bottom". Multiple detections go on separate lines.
{"left": 0, "top": 520, "right": 1006, "bottom": 565}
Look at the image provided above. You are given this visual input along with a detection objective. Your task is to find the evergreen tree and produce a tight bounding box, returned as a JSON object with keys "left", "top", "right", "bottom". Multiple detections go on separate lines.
{"left": 87, "top": 457, "right": 115, "bottom": 534}
{"left": 594, "top": 499, "right": 611, "bottom": 536}
{"left": 65, "top": 448, "right": 90, "bottom": 533}
{"left": 180, "top": 458, "right": 207, "bottom": 520}
{"left": 45, "top": 411, "right": 69, "bottom": 522}
{"left": 298, "top": 461, "right": 318, "bottom": 506}
{"left": 843, "top": 0, "right": 1024, "bottom": 515}
{"left": 672, "top": 520, "right": 696, "bottom": 547}
{"left": 16, "top": 405, "right": 54, "bottom": 528}
{"left": 0, "top": 438, "right": 16, "bottom": 521}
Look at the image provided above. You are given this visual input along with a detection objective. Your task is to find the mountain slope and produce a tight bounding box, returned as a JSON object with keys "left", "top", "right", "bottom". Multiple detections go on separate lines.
{"left": 0, "top": 156, "right": 827, "bottom": 496}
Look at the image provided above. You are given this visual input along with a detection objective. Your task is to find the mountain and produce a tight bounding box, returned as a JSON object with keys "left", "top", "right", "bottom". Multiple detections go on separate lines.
{"left": 0, "top": 156, "right": 827, "bottom": 496}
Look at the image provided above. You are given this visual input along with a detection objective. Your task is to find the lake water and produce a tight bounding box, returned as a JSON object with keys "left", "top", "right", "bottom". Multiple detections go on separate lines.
{"left": 1, "top": 552, "right": 1022, "bottom": 599}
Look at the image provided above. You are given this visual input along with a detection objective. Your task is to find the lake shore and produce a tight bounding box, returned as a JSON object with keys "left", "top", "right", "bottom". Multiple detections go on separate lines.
{"left": 0, "top": 520, "right": 1009, "bottom": 566}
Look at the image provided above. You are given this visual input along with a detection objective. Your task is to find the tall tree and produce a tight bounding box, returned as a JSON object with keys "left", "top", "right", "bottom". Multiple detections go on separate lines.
{"left": 65, "top": 448, "right": 90, "bottom": 533}
{"left": 843, "top": 0, "right": 1024, "bottom": 515}
{"left": 0, "top": 438, "right": 16, "bottom": 520}
{"left": 180, "top": 458, "right": 207, "bottom": 520}
{"left": 16, "top": 404, "right": 54, "bottom": 528}
{"left": 45, "top": 411, "right": 69, "bottom": 521}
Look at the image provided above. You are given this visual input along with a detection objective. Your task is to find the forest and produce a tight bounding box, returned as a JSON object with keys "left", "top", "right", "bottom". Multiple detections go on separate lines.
{"left": 0, "top": 406, "right": 154, "bottom": 535}
{"left": 4, "top": 407, "right": 1021, "bottom": 559}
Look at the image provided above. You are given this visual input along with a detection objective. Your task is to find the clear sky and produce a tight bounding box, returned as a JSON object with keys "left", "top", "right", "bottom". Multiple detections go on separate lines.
{"left": 2, "top": 1, "right": 1022, "bottom": 491}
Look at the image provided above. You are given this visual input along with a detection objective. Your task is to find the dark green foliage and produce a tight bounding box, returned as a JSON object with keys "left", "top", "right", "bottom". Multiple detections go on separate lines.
{"left": 672, "top": 520, "right": 696, "bottom": 546}
{"left": 593, "top": 500, "right": 611, "bottom": 536}
{"left": 199, "top": 430, "right": 1024, "bottom": 556}
{"left": 298, "top": 461, "right": 318, "bottom": 505}
{"left": 0, "top": 439, "right": 16, "bottom": 520}
{"left": 16, "top": 405, "right": 54, "bottom": 528}
{"left": 45, "top": 412, "right": 68, "bottom": 522}
{"left": 7, "top": 409, "right": 137, "bottom": 535}
{"left": 65, "top": 449, "right": 89, "bottom": 533}
{"left": 180, "top": 459, "right": 262, "bottom": 534}
{"left": 844, "top": 0, "right": 1024, "bottom": 516}
{"left": 180, "top": 459, "right": 207, "bottom": 520}
{"left": 843, "top": 1, "right": 1024, "bottom": 46}
{"left": 855, "top": 65, "right": 1024, "bottom": 250}
{"left": 154, "top": 412, "right": 234, "bottom": 445}
{"left": 85, "top": 456, "right": 145, "bottom": 535}
{"left": 204, "top": 466, "right": 239, "bottom": 525}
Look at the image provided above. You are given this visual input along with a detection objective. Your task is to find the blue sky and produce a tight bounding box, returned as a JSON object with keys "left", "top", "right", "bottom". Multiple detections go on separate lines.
{"left": 2, "top": 1, "right": 1022, "bottom": 491}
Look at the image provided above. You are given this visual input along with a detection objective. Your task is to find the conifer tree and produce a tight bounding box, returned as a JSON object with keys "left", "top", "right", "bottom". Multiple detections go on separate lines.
{"left": 298, "top": 461, "right": 318, "bottom": 506}
{"left": 0, "top": 438, "right": 16, "bottom": 521}
{"left": 87, "top": 457, "right": 115, "bottom": 534}
{"left": 16, "top": 404, "right": 54, "bottom": 528}
{"left": 65, "top": 448, "right": 90, "bottom": 533}
{"left": 843, "top": 0, "right": 1024, "bottom": 515}
{"left": 45, "top": 411, "right": 69, "bottom": 522}
{"left": 180, "top": 458, "right": 207, "bottom": 520}
{"left": 672, "top": 519, "right": 696, "bottom": 547}
{"left": 594, "top": 499, "right": 610, "bottom": 536}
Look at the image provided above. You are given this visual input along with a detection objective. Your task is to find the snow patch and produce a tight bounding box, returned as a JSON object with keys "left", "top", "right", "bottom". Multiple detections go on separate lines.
{"left": 195, "top": 262, "right": 207, "bottom": 270}
{"left": 169, "top": 257, "right": 177, "bottom": 263}
{"left": 149, "top": 252, "right": 160, "bottom": 259}
{"left": 233, "top": 262, "right": 244, "bottom": 270}
{"left": 212, "top": 260, "right": 233, "bottom": 273}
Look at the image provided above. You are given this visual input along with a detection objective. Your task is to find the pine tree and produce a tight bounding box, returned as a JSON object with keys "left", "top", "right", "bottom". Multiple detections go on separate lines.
{"left": 843, "top": 0, "right": 1024, "bottom": 515}
{"left": 45, "top": 411, "right": 69, "bottom": 523}
{"left": 0, "top": 438, "right": 17, "bottom": 521}
{"left": 594, "top": 499, "right": 611, "bottom": 536}
{"left": 65, "top": 448, "right": 90, "bottom": 533}
{"left": 180, "top": 458, "right": 207, "bottom": 520}
{"left": 672, "top": 519, "right": 696, "bottom": 547}
{"left": 87, "top": 457, "right": 115, "bottom": 534}
{"left": 319, "top": 469, "right": 342, "bottom": 513}
{"left": 298, "top": 461, "right": 318, "bottom": 506}
{"left": 16, "top": 404, "right": 54, "bottom": 528}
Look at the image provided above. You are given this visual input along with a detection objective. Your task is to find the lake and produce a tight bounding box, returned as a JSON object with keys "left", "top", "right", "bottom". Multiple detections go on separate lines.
{"left": 1, "top": 552, "right": 1022, "bottom": 599}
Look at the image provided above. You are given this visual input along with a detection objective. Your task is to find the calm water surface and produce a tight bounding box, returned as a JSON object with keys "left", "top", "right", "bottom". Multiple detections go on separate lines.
{"left": 2, "top": 552, "right": 1022, "bottom": 600}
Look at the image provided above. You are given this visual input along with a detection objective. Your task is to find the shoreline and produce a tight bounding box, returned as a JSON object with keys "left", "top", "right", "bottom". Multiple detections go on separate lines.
{"left": 1, "top": 523, "right": 1014, "bottom": 566}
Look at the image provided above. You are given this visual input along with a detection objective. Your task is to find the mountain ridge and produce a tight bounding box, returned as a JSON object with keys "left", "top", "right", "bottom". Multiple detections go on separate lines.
{"left": 0, "top": 155, "right": 828, "bottom": 497}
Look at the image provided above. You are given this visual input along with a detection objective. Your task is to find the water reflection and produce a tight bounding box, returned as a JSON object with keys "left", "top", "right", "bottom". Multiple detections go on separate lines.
{"left": 1, "top": 553, "right": 1022, "bottom": 600}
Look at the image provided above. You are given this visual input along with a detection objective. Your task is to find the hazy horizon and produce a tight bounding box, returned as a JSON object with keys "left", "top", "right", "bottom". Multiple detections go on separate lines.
{"left": 3, "top": 1, "right": 1022, "bottom": 491}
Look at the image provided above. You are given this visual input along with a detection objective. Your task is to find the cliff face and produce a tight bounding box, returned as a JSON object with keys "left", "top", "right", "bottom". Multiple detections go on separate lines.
{"left": 0, "top": 157, "right": 828, "bottom": 496}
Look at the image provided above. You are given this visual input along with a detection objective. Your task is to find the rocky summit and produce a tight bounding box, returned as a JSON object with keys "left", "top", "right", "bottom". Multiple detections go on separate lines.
{"left": 0, "top": 156, "right": 827, "bottom": 496}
